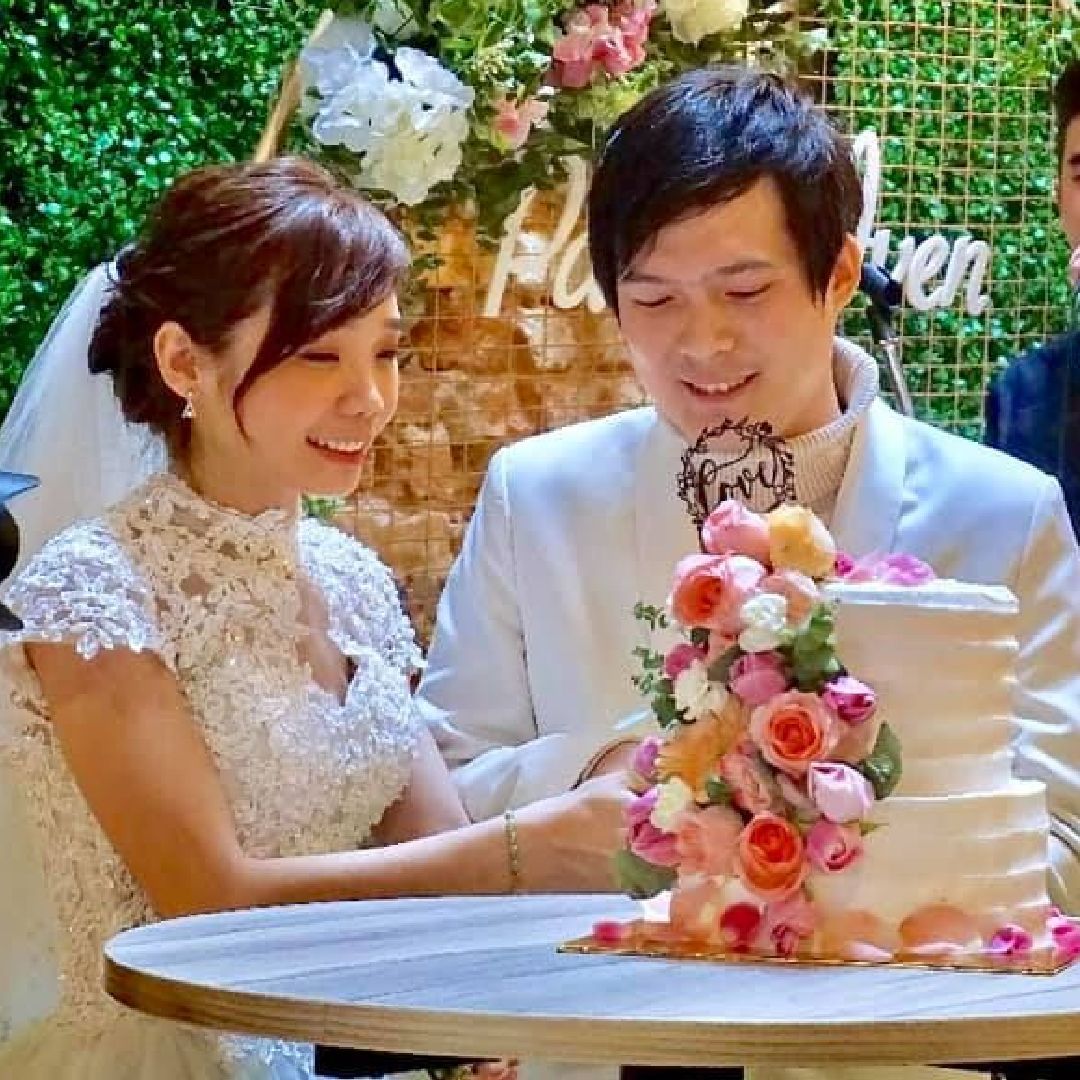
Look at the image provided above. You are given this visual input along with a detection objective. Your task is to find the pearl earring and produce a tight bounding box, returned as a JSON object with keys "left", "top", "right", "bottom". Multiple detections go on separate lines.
{"left": 181, "top": 394, "right": 195, "bottom": 420}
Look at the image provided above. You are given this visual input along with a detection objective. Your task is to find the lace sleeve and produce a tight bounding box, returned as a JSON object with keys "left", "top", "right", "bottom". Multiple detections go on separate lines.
{"left": 300, "top": 519, "right": 422, "bottom": 677}
{"left": 1, "top": 519, "right": 168, "bottom": 665}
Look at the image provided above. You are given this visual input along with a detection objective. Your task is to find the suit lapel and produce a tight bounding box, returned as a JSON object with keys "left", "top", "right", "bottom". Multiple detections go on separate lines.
{"left": 830, "top": 399, "right": 907, "bottom": 556}
{"left": 632, "top": 411, "right": 699, "bottom": 650}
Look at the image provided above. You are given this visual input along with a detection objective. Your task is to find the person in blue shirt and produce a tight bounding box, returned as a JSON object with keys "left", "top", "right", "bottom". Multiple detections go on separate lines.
{"left": 985, "top": 60, "right": 1080, "bottom": 538}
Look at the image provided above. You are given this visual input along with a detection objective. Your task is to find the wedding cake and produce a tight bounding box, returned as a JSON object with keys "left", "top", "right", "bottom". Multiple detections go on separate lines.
{"left": 567, "top": 498, "right": 1078, "bottom": 972}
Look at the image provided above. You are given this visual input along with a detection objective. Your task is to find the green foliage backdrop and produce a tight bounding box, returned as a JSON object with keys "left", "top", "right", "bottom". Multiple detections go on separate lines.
{"left": 0, "top": 0, "right": 324, "bottom": 411}
{"left": 1, "top": 1, "right": 1077, "bottom": 436}
{"left": 825, "top": 0, "right": 1078, "bottom": 437}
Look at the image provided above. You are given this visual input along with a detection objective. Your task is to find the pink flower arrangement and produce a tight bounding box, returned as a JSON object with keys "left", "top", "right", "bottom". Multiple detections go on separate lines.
{"left": 1049, "top": 910, "right": 1080, "bottom": 962}
{"left": 617, "top": 498, "right": 920, "bottom": 961}
{"left": 987, "top": 924, "right": 1034, "bottom": 959}
{"left": 807, "top": 762, "right": 875, "bottom": 823}
{"left": 760, "top": 893, "right": 817, "bottom": 958}
{"left": 805, "top": 820, "right": 864, "bottom": 873}
{"left": 674, "top": 804, "right": 743, "bottom": 878}
{"left": 718, "top": 742, "right": 780, "bottom": 816}
{"left": 835, "top": 551, "right": 936, "bottom": 586}
{"left": 701, "top": 500, "right": 772, "bottom": 562}
{"left": 550, "top": 2, "right": 657, "bottom": 89}
{"left": 491, "top": 94, "right": 550, "bottom": 150}
{"left": 626, "top": 789, "right": 680, "bottom": 867}
{"left": 728, "top": 651, "right": 788, "bottom": 707}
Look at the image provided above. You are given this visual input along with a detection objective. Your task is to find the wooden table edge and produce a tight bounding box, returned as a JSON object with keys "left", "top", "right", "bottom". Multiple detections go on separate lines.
{"left": 103, "top": 954, "right": 1080, "bottom": 1067}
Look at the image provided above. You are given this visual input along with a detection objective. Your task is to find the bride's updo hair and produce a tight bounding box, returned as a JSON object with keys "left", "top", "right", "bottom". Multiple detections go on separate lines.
{"left": 88, "top": 156, "right": 409, "bottom": 454}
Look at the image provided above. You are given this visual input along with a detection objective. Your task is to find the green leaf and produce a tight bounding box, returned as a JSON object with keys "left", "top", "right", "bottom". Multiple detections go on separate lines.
{"left": 613, "top": 848, "right": 677, "bottom": 900}
{"left": 707, "top": 644, "right": 742, "bottom": 687}
{"left": 704, "top": 776, "right": 734, "bottom": 806}
{"left": 855, "top": 723, "right": 904, "bottom": 801}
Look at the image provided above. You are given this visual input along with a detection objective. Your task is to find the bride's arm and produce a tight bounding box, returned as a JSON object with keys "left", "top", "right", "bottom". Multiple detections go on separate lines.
{"left": 370, "top": 727, "right": 471, "bottom": 842}
{"left": 26, "top": 642, "right": 627, "bottom": 918}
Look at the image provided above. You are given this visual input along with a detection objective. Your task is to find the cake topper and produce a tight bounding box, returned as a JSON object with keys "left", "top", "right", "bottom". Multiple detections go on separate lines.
{"left": 676, "top": 417, "right": 796, "bottom": 531}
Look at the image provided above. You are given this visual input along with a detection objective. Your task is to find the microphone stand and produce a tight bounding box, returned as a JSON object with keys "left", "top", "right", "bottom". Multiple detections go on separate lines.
{"left": 860, "top": 265, "right": 914, "bottom": 417}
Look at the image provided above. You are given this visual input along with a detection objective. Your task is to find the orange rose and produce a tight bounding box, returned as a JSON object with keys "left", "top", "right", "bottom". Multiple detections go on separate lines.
{"left": 749, "top": 691, "right": 837, "bottom": 776}
{"left": 735, "top": 813, "right": 808, "bottom": 902}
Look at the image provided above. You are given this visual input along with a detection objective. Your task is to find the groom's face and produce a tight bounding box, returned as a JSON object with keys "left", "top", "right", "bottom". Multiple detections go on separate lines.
{"left": 615, "top": 177, "right": 861, "bottom": 442}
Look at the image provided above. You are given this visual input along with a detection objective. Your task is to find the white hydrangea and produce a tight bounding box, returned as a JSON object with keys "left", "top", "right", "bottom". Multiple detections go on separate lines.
{"left": 650, "top": 777, "right": 695, "bottom": 832}
{"left": 662, "top": 0, "right": 749, "bottom": 44}
{"left": 738, "top": 593, "right": 788, "bottom": 653}
{"left": 673, "top": 659, "right": 729, "bottom": 720}
{"left": 300, "top": 18, "right": 474, "bottom": 206}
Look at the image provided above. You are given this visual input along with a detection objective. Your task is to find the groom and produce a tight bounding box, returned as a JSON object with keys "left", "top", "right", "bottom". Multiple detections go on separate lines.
{"left": 417, "top": 65, "right": 1080, "bottom": 1079}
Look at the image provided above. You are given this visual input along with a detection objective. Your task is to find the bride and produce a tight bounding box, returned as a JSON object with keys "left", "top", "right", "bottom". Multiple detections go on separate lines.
{"left": 0, "top": 156, "right": 630, "bottom": 1079}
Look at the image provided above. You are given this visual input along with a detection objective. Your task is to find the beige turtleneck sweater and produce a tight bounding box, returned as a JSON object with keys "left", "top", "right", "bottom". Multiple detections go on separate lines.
{"left": 732, "top": 338, "right": 879, "bottom": 524}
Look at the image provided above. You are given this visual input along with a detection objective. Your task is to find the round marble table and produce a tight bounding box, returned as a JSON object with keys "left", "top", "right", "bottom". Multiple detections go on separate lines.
{"left": 104, "top": 894, "right": 1080, "bottom": 1068}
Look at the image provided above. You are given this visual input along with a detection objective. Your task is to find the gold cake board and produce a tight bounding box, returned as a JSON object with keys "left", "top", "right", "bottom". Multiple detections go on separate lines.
{"left": 559, "top": 932, "right": 1075, "bottom": 976}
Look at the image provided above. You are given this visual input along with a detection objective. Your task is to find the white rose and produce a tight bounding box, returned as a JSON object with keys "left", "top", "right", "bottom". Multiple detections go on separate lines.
{"left": 737, "top": 593, "right": 787, "bottom": 653}
{"left": 674, "top": 660, "right": 729, "bottom": 720}
{"left": 662, "top": 0, "right": 749, "bottom": 44}
{"left": 649, "top": 777, "right": 695, "bottom": 831}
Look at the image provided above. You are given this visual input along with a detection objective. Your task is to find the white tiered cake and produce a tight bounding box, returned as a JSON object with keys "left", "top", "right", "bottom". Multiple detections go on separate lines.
{"left": 809, "top": 579, "right": 1053, "bottom": 960}
{"left": 566, "top": 500, "right": 1076, "bottom": 972}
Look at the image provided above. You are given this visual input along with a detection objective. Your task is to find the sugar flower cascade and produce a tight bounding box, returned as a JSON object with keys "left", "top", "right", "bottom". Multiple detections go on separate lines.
{"left": 571, "top": 494, "right": 1080, "bottom": 971}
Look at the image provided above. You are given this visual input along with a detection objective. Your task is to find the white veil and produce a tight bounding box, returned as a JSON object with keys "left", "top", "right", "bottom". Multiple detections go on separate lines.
{"left": 0, "top": 263, "right": 168, "bottom": 1032}
{"left": 0, "top": 263, "right": 167, "bottom": 573}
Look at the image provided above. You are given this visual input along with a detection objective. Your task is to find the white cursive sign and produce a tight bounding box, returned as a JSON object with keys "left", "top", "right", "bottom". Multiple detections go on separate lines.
{"left": 484, "top": 131, "right": 992, "bottom": 319}
{"left": 851, "top": 130, "right": 991, "bottom": 316}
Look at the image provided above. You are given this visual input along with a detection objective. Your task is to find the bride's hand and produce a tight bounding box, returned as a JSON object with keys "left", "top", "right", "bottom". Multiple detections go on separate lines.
{"left": 514, "top": 772, "right": 634, "bottom": 893}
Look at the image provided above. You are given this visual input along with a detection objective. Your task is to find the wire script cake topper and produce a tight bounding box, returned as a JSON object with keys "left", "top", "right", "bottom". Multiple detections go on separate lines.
{"left": 676, "top": 417, "right": 796, "bottom": 531}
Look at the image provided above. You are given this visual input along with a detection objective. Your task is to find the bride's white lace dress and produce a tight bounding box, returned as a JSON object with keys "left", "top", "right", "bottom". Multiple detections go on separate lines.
{"left": 0, "top": 472, "right": 421, "bottom": 1078}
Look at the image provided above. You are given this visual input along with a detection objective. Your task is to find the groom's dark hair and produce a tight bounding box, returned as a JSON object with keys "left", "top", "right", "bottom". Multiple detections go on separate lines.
{"left": 587, "top": 66, "right": 863, "bottom": 318}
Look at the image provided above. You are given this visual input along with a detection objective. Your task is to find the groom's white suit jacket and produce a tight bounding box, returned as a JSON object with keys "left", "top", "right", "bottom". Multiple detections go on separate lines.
{"left": 419, "top": 378, "right": 1080, "bottom": 912}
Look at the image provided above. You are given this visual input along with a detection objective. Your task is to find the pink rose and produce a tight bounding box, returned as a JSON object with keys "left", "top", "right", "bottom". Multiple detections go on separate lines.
{"left": 664, "top": 642, "right": 708, "bottom": 679}
{"left": 834, "top": 551, "right": 856, "bottom": 579}
{"left": 735, "top": 813, "right": 808, "bottom": 902}
{"left": 807, "top": 762, "right": 875, "bottom": 824}
{"left": 719, "top": 742, "right": 779, "bottom": 815}
{"left": 492, "top": 95, "right": 549, "bottom": 150}
{"left": 822, "top": 676, "right": 878, "bottom": 726}
{"left": 837, "top": 552, "right": 936, "bottom": 586}
{"left": 701, "top": 500, "right": 772, "bottom": 563}
{"left": 749, "top": 691, "right": 837, "bottom": 776}
{"left": 630, "top": 737, "right": 662, "bottom": 784}
{"left": 806, "top": 820, "right": 864, "bottom": 873}
{"left": 832, "top": 709, "right": 884, "bottom": 766}
{"left": 759, "top": 892, "right": 817, "bottom": 958}
{"left": 875, "top": 553, "right": 936, "bottom": 586}
{"left": 718, "top": 901, "right": 763, "bottom": 953}
{"left": 988, "top": 924, "right": 1034, "bottom": 959}
{"left": 675, "top": 805, "right": 744, "bottom": 878}
{"left": 1049, "top": 913, "right": 1080, "bottom": 962}
{"left": 669, "top": 553, "right": 765, "bottom": 633}
{"left": 760, "top": 569, "right": 819, "bottom": 628}
{"left": 728, "top": 651, "right": 789, "bottom": 707}
{"left": 592, "top": 919, "right": 633, "bottom": 945}
{"left": 625, "top": 789, "right": 681, "bottom": 867}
